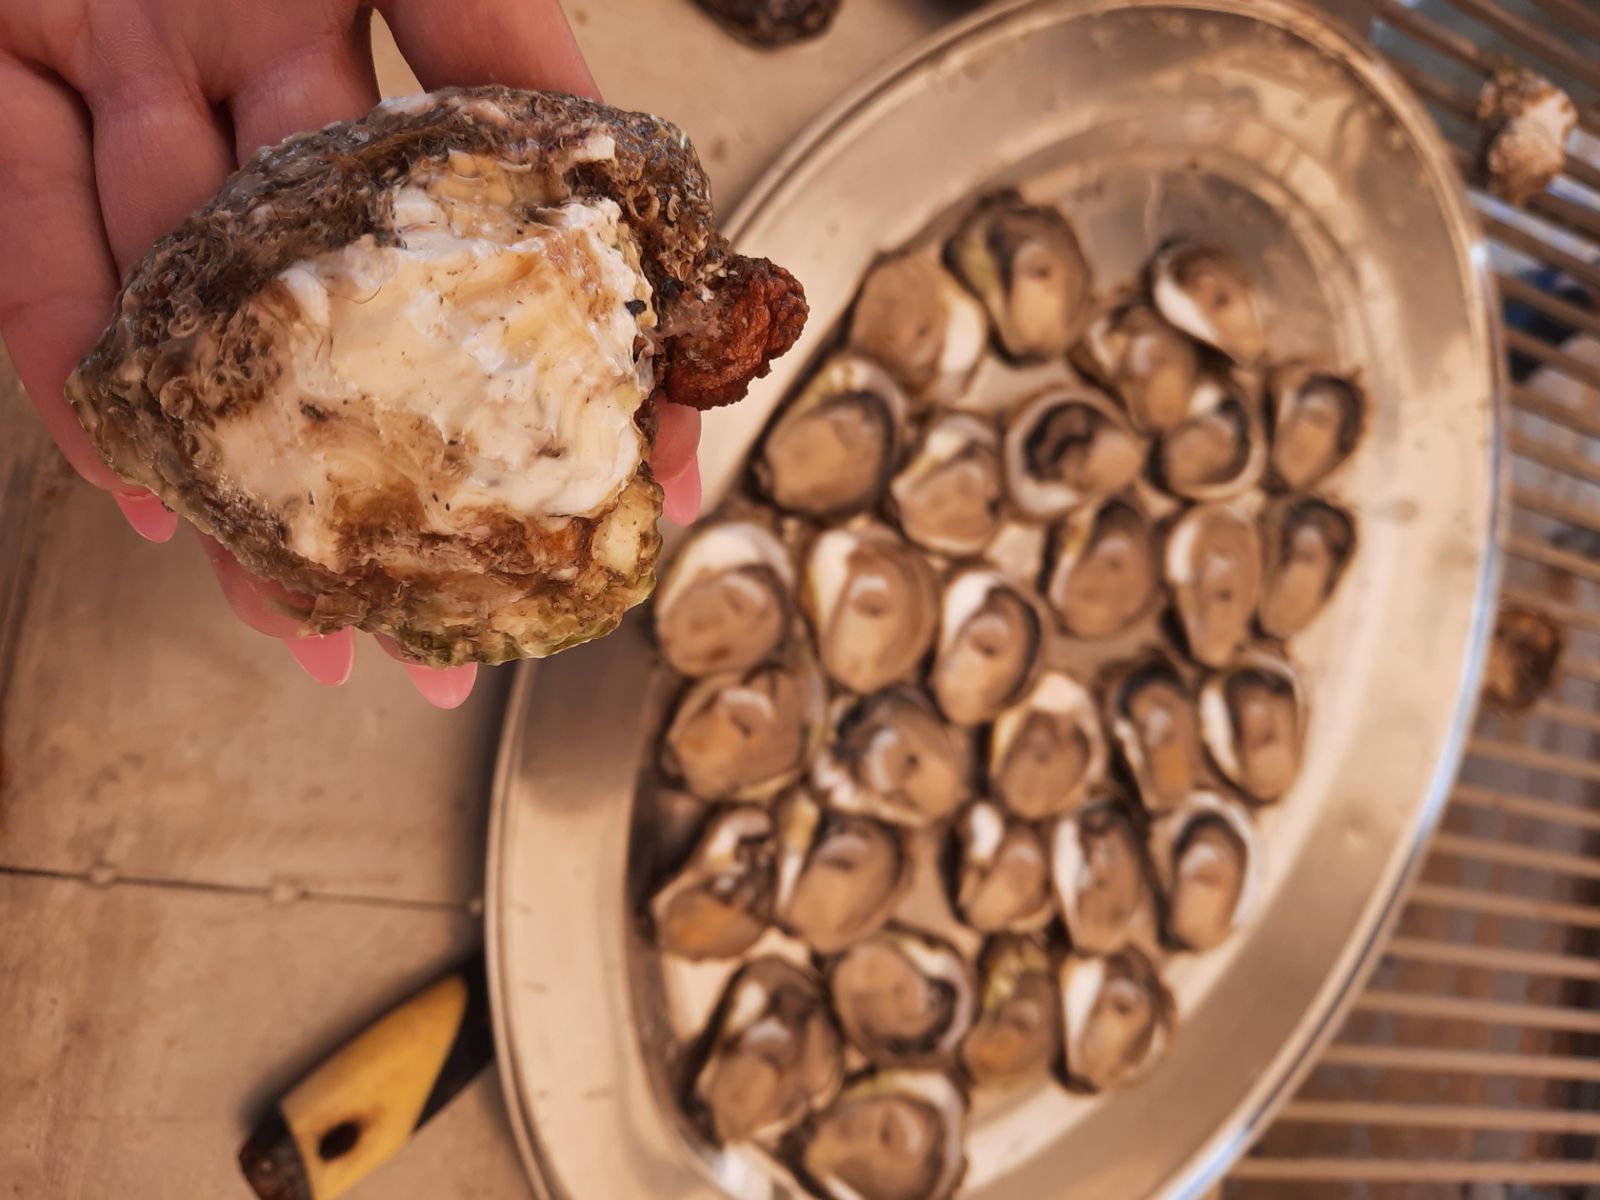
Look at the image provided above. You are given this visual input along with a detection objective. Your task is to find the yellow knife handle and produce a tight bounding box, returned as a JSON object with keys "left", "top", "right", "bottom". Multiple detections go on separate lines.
{"left": 238, "top": 951, "right": 493, "bottom": 1200}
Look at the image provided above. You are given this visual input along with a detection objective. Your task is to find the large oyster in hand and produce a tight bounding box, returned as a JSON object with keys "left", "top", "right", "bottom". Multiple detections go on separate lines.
{"left": 68, "top": 88, "right": 807, "bottom": 666}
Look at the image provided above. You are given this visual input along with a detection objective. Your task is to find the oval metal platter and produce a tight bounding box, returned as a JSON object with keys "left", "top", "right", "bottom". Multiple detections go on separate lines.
{"left": 487, "top": 1, "right": 1504, "bottom": 1196}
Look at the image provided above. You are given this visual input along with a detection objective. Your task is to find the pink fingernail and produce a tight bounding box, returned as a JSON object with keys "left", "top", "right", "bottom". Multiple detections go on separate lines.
{"left": 114, "top": 492, "right": 178, "bottom": 543}
{"left": 663, "top": 459, "right": 702, "bottom": 526}
{"left": 404, "top": 662, "right": 478, "bottom": 710}
{"left": 284, "top": 629, "right": 356, "bottom": 687}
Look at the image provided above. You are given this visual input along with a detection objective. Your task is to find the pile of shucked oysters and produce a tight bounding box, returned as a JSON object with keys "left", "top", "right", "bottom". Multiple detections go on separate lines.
{"left": 643, "top": 190, "right": 1365, "bottom": 1200}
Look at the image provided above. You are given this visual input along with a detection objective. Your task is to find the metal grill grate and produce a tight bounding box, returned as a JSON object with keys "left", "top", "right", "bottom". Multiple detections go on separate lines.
{"left": 1229, "top": 0, "right": 1600, "bottom": 1193}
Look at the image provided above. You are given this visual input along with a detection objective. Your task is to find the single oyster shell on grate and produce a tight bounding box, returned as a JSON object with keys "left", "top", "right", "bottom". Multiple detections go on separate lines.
{"left": 654, "top": 520, "right": 795, "bottom": 677}
{"left": 67, "top": 88, "right": 806, "bottom": 665}
{"left": 1475, "top": 67, "right": 1577, "bottom": 207}
{"left": 758, "top": 352, "right": 909, "bottom": 519}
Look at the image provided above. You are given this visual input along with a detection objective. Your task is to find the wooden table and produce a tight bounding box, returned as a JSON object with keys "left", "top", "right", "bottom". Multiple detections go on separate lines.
{"left": 0, "top": 4, "right": 949, "bottom": 1196}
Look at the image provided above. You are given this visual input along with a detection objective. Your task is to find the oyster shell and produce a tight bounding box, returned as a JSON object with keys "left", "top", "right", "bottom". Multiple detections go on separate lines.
{"left": 943, "top": 800, "right": 1056, "bottom": 934}
{"left": 1151, "top": 792, "right": 1260, "bottom": 952}
{"left": 1148, "top": 375, "right": 1265, "bottom": 501}
{"left": 792, "top": 1071, "right": 968, "bottom": 1200}
{"left": 1044, "top": 498, "right": 1159, "bottom": 640}
{"left": 1150, "top": 241, "right": 1264, "bottom": 364}
{"left": 828, "top": 927, "right": 977, "bottom": 1067}
{"left": 693, "top": 0, "right": 842, "bottom": 48}
{"left": 1076, "top": 300, "right": 1201, "bottom": 433}
{"left": 775, "top": 789, "right": 909, "bottom": 955}
{"left": 989, "top": 671, "right": 1108, "bottom": 820}
{"left": 1002, "top": 388, "right": 1147, "bottom": 520}
{"left": 804, "top": 524, "right": 940, "bottom": 694}
{"left": 654, "top": 520, "right": 794, "bottom": 677}
{"left": 67, "top": 88, "right": 806, "bottom": 666}
{"left": 1484, "top": 605, "right": 1565, "bottom": 715}
{"left": 758, "top": 353, "right": 908, "bottom": 518}
{"left": 692, "top": 957, "right": 844, "bottom": 1143}
{"left": 661, "top": 657, "right": 827, "bottom": 800}
{"left": 1267, "top": 363, "right": 1366, "bottom": 490}
{"left": 1050, "top": 796, "right": 1159, "bottom": 956}
{"left": 1166, "top": 500, "right": 1263, "bottom": 669}
{"left": 947, "top": 191, "right": 1094, "bottom": 362}
{"left": 1257, "top": 496, "right": 1356, "bottom": 639}
{"left": 648, "top": 805, "right": 777, "bottom": 959}
{"left": 959, "top": 936, "right": 1061, "bottom": 1087}
{"left": 929, "top": 569, "right": 1044, "bottom": 727}
{"left": 888, "top": 413, "right": 1004, "bottom": 556}
{"left": 1475, "top": 67, "right": 1578, "bottom": 207}
{"left": 814, "top": 689, "right": 973, "bottom": 828}
{"left": 1106, "top": 655, "right": 1205, "bottom": 816}
{"left": 1057, "top": 948, "right": 1174, "bottom": 1092}
{"left": 849, "top": 253, "right": 988, "bottom": 404}
{"left": 1199, "top": 653, "right": 1306, "bottom": 803}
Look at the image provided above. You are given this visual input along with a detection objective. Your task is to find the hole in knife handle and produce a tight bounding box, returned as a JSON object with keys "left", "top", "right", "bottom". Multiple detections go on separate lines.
{"left": 318, "top": 1120, "right": 362, "bottom": 1161}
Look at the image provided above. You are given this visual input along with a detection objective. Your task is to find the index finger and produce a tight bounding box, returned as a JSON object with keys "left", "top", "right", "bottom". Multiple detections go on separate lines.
{"left": 375, "top": 0, "right": 599, "bottom": 99}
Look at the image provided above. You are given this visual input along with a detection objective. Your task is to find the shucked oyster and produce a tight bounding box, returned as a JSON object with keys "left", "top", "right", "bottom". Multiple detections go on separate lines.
{"left": 1148, "top": 375, "right": 1265, "bottom": 502}
{"left": 662, "top": 657, "right": 827, "bottom": 801}
{"left": 814, "top": 689, "right": 973, "bottom": 828}
{"left": 959, "top": 936, "right": 1061, "bottom": 1088}
{"left": 828, "top": 927, "right": 976, "bottom": 1067}
{"left": 929, "top": 569, "right": 1044, "bottom": 727}
{"left": 1045, "top": 498, "right": 1159, "bottom": 639}
{"left": 1266, "top": 363, "right": 1366, "bottom": 491}
{"left": 1165, "top": 501, "right": 1263, "bottom": 669}
{"left": 989, "top": 671, "right": 1108, "bottom": 820}
{"left": 849, "top": 254, "right": 988, "bottom": 404}
{"left": 1105, "top": 655, "right": 1205, "bottom": 816}
{"left": 943, "top": 800, "right": 1056, "bottom": 934}
{"left": 759, "top": 353, "right": 908, "bottom": 518}
{"left": 649, "top": 805, "right": 777, "bottom": 960}
{"left": 1057, "top": 948, "right": 1173, "bottom": 1092}
{"left": 947, "top": 191, "right": 1094, "bottom": 362}
{"left": 1199, "top": 653, "right": 1306, "bottom": 804}
{"left": 68, "top": 89, "right": 806, "bottom": 666}
{"left": 654, "top": 520, "right": 794, "bottom": 677}
{"left": 804, "top": 525, "right": 940, "bottom": 694}
{"left": 691, "top": 958, "right": 843, "bottom": 1143}
{"left": 1151, "top": 792, "right": 1260, "bottom": 952}
{"left": 775, "top": 789, "right": 909, "bottom": 954}
{"left": 889, "top": 413, "right": 1004, "bottom": 556}
{"left": 1257, "top": 496, "right": 1356, "bottom": 639}
{"left": 1150, "top": 241, "right": 1264, "bottom": 364}
{"left": 792, "top": 1071, "right": 968, "bottom": 1200}
{"left": 1002, "top": 388, "right": 1146, "bottom": 520}
{"left": 1075, "top": 300, "right": 1201, "bottom": 433}
{"left": 1050, "top": 795, "right": 1159, "bottom": 956}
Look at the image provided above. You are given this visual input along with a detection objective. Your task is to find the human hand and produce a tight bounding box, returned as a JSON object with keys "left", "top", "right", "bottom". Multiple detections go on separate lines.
{"left": 0, "top": 0, "right": 703, "bottom": 707}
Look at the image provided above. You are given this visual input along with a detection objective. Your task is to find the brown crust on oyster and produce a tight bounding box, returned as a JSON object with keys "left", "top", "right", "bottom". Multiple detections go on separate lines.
{"left": 692, "top": 0, "right": 843, "bottom": 48}
{"left": 67, "top": 87, "right": 807, "bottom": 666}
